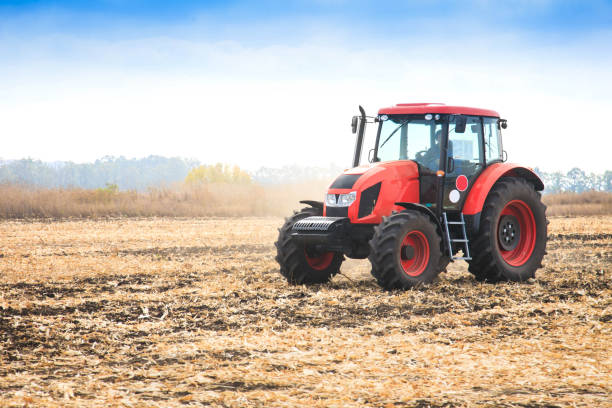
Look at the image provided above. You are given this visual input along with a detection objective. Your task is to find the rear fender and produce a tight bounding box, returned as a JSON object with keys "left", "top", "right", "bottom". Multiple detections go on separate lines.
{"left": 463, "top": 163, "right": 544, "bottom": 216}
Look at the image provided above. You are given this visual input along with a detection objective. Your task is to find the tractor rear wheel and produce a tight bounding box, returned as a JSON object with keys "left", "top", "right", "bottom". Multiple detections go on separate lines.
{"left": 368, "top": 211, "right": 442, "bottom": 290}
{"left": 275, "top": 207, "right": 344, "bottom": 285}
{"left": 468, "top": 178, "right": 547, "bottom": 282}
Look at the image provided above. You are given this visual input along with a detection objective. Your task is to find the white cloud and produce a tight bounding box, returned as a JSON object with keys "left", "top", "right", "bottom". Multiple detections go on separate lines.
{"left": 0, "top": 26, "right": 611, "bottom": 173}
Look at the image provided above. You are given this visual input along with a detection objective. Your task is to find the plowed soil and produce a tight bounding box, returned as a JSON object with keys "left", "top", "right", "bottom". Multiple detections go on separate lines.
{"left": 1, "top": 216, "right": 610, "bottom": 407}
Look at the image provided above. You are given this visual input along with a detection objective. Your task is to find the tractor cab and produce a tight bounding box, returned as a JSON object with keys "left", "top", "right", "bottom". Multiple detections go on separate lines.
{"left": 275, "top": 103, "right": 547, "bottom": 291}
{"left": 369, "top": 104, "right": 506, "bottom": 214}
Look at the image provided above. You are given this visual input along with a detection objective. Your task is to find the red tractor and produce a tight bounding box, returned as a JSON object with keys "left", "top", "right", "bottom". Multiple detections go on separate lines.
{"left": 276, "top": 103, "right": 547, "bottom": 290}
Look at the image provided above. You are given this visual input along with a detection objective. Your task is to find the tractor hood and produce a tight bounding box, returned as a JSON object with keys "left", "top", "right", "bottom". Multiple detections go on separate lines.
{"left": 325, "top": 160, "right": 421, "bottom": 224}
{"left": 329, "top": 161, "right": 419, "bottom": 190}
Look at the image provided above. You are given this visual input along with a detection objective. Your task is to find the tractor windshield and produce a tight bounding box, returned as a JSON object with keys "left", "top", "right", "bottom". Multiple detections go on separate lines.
{"left": 375, "top": 115, "right": 443, "bottom": 170}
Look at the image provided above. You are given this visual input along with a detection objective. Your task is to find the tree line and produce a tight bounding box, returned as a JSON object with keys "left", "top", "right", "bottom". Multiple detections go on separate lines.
{"left": 534, "top": 167, "right": 611, "bottom": 194}
{"left": 0, "top": 156, "right": 199, "bottom": 191}
{"left": 0, "top": 157, "right": 609, "bottom": 193}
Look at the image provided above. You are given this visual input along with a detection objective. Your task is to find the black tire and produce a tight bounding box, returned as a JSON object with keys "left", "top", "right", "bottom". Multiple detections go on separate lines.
{"left": 467, "top": 178, "right": 547, "bottom": 282}
{"left": 368, "top": 211, "right": 442, "bottom": 290}
{"left": 275, "top": 207, "right": 344, "bottom": 285}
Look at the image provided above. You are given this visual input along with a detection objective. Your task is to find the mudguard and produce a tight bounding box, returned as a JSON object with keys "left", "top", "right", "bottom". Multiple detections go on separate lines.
{"left": 463, "top": 163, "right": 544, "bottom": 216}
{"left": 299, "top": 200, "right": 324, "bottom": 210}
{"left": 395, "top": 202, "right": 444, "bottom": 236}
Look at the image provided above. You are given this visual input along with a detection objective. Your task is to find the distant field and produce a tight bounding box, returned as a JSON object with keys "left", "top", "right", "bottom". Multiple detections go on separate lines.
{"left": 0, "top": 216, "right": 610, "bottom": 407}
{"left": 543, "top": 191, "right": 612, "bottom": 216}
{"left": 0, "top": 182, "right": 327, "bottom": 219}
{"left": 0, "top": 183, "right": 610, "bottom": 219}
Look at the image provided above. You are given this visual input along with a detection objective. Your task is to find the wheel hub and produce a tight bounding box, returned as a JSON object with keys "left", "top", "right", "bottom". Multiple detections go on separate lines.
{"left": 399, "top": 230, "right": 430, "bottom": 277}
{"left": 304, "top": 245, "right": 335, "bottom": 271}
{"left": 401, "top": 245, "right": 415, "bottom": 260}
{"left": 498, "top": 214, "right": 520, "bottom": 251}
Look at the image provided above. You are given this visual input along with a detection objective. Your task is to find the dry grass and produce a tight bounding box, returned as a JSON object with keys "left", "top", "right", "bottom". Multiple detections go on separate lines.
{"left": 543, "top": 191, "right": 612, "bottom": 216}
{"left": 0, "top": 184, "right": 610, "bottom": 220}
{"left": 0, "top": 216, "right": 610, "bottom": 407}
{"left": 0, "top": 182, "right": 329, "bottom": 219}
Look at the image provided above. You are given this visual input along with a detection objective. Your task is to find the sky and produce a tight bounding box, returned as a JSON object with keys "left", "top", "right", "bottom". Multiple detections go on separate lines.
{"left": 1, "top": 0, "right": 611, "bottom": 173}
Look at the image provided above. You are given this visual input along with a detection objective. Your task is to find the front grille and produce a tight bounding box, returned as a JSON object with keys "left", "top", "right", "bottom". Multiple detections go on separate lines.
{"left": 358, "top": 182, "right": 381, "bottom": 218}
{"left": 325, "top": 206, "right": 349, "bottom": 217}
{"left": 292, "top": 216, "right": 345, "bottom": 232}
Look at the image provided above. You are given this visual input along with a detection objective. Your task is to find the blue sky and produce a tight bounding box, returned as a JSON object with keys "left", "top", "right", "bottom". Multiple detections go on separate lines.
{"left": 1, "top": 1, "right": 611, "bottom": 172}
{"left": 3, "top": 1, "right": 611, "bottom": 36}
{"left": 3, "top": 1, "right": 611, "bottom": 46}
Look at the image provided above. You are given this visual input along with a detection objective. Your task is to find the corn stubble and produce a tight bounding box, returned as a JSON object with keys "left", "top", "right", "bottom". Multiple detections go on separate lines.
{"left": 0, "top": 216, "right": 610, "bottom": 407}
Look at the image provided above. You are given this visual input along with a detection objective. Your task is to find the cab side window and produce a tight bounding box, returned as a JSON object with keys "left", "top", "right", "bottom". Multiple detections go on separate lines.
{"left": 484, "top": 117, "right": 503, "bottom": 163}
{"left": 448, "top": 116, "right": 483, "bottom": 177}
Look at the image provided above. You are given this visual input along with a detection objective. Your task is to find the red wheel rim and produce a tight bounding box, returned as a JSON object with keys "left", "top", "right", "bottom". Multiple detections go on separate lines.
{"left": 399, "top": 230, "right": 430, "bottom": 277}
{"left": 304, "top": 248, "right": 334, "bottom": 270}
{"left": 498, "top": 200, "right": 536, "bottom": 266}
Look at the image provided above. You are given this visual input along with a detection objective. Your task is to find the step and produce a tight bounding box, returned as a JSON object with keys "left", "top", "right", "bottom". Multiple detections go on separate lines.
{"left": 451, "top": 239, "right": 468, "bottom": 242}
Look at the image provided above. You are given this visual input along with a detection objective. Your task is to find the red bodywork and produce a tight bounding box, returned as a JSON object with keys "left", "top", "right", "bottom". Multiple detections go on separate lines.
{"left": 324, "top": 161, "right": 543, "bottom": 224}
{"left": 462, "top": 163, "right": 543, "bottom": 215}
{"left": 379, "top": 103, "right": 500, "bottom": 118}
{"left": 324, "top": 161, "right": 419, "bottom": 224}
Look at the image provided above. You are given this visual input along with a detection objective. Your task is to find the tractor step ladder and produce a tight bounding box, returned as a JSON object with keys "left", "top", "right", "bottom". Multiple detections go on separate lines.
{"left": 442, "top": 212, "right": 472, "bottom": 261}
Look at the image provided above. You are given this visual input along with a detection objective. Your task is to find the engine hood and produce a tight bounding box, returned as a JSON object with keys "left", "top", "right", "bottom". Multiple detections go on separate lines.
{"left": 326, "top": 160, "right": 421, "bottom": 224}
{"left": 328, "top": 161, "right": 419, "bottom": 192}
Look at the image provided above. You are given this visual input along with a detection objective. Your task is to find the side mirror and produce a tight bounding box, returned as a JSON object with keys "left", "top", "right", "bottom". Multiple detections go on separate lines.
{"left": 499, "top": 119, "right": 508, "bottom": 129}
{"left": 455, "top": 116, "right": 467, "bottom": 133}
{"left": 351, "top": 116, "right": 359, "bottom": 134}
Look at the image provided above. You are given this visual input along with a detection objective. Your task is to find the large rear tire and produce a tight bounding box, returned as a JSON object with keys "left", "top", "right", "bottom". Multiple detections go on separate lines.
{"left": 368, "top": 211, "right": 442, "bottom": 290}
{"left": 467, "top": 178, "right": 547, "bottom": 282}
{"left": 275, "top": 207, "right": 344, "bottom": 285}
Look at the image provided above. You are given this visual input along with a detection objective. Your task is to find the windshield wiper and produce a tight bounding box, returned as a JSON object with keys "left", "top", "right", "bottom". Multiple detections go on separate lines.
{"left": 379, "top": 119, "right": 410, "bottom": 149}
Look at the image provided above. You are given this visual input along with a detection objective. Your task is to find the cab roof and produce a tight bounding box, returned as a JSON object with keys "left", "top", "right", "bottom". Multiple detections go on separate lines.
{"left": 378, "top": 103, "right": 500, "bottom": 118}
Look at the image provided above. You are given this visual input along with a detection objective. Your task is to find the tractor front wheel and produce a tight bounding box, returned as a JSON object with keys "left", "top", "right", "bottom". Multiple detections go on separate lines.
{"left": 468, "top": 178, "right": 547, "bottom": 282}
{"left": 368, "top": 211, "right": 442, "bottom": 290}
{"left": 275, "top": 207, "right": 344, "bottom": 285}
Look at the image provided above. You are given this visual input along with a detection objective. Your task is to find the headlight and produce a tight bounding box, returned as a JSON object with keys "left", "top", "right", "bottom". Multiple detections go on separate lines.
{"left": 326, "top": 191, "right": 356, "bottom": 207}
{"left": 339, "top": 191, "right": 357, "bottom": 206}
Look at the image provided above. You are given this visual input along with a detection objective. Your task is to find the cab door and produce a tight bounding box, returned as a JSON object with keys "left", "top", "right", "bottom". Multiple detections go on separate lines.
{"left": 442, "top": 115, "right": 485, "bottom": 211}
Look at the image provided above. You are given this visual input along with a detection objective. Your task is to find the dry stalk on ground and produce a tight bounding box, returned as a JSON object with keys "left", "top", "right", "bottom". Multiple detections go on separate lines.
{"left": 0, "top": 216, "right": 610, "bottom": 407}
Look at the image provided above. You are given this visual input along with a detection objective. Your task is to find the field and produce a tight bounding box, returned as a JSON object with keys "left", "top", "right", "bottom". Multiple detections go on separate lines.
{"left": 1, "top": 216, "right": 610, "bottom": 407}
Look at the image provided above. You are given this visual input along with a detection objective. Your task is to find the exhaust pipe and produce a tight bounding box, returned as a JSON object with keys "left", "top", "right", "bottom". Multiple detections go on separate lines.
{"left": 352, "top": 105, "right": 366, "bottom": 168}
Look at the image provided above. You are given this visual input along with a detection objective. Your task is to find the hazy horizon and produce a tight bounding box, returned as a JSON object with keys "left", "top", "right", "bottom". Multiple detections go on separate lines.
{"left": 0, "top": 154, "right": 609, "bottom": 175}
{"left": 2, "top": 1, "right": 611, "bottom": 173}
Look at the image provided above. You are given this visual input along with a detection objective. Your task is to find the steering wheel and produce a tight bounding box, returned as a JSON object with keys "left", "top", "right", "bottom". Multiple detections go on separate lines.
{"left": 415, "top": 150, "right": 428, "bottom": 160}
